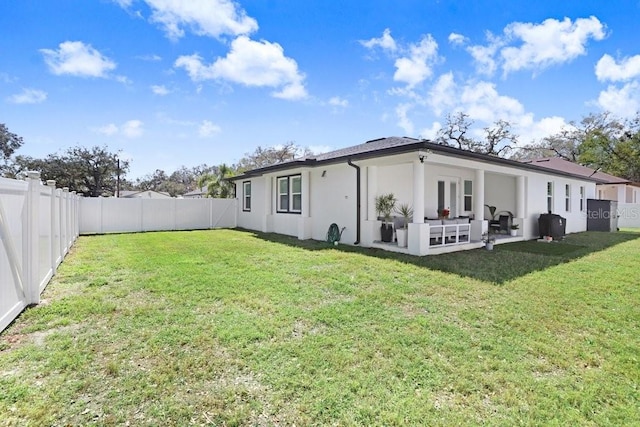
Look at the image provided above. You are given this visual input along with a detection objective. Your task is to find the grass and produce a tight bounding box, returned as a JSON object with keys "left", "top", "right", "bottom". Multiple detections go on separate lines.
{"left": 1, "top": 229, "right": 639, "bottom": 426}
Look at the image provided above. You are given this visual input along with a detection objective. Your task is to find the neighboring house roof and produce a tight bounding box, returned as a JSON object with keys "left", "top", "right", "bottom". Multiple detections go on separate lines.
{"left": 521, "top": 157, "right": 630, "bottom": 185}
{"left": 183, "top": 186, "right": 208, "bottom": 197}
{"left": 231, "top": 136, "right": 604, "bottom": 183}
{"left": 119, "top": 190, "right": 172, "bottom": 198}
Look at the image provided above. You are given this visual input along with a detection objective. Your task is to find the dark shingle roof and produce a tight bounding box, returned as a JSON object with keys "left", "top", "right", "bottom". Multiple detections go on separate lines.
{"left": 522, "top": 157, "right": 629, "bottom": 184}
{"left": 232, "top": 137, "right": 604, "bottom": 183}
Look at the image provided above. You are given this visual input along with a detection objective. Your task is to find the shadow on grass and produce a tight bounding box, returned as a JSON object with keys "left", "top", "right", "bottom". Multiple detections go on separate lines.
{"left": 243, "top": 229, "right": 640, "bottom": 284}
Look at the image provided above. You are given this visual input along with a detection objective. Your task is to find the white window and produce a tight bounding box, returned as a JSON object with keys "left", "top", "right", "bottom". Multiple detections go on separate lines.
{"left": 463, "top": 180, "right": 473, "bottom": 212}
{"left": 547, "top": 182, "right": 554, "bottom": 213}
{"left": 242, "top": 181, "right": 251, "bottom": 211}
{"left": 277, "top": 175, "right": 302, "bottom": 213}
{"left": 565, "top": 184, "right": 571, "bottom": 212}
{"left": 580, "top": 186, "right": 586, "bottom": 211}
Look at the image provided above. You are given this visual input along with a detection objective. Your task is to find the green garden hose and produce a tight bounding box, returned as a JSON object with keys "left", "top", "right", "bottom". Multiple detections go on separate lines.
{"left": 326, "top": 223, "right": 345, "bottom": 244}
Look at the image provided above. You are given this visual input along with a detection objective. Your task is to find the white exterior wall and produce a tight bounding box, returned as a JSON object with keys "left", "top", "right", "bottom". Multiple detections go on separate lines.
{"left": 233, "top": 150, "right": 598, "bottom": 250}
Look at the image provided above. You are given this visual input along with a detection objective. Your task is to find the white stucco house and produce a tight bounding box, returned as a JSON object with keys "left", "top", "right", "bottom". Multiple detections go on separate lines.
{"left": 231, "top": 137, "right": 600, "bottom": 256}
{"left": 524, "top": 157, "right": 639, "bottom": 203}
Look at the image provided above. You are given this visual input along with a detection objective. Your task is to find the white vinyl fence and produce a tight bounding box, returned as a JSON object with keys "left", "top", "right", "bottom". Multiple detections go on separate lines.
{"left": 79, "top": 197, "right": 237, "bottom": 234}
{"left": 617, "top": 203, "right": 640, "bottom": 228}
{"left": 1, "top": 172, "right": 79, "bottom": 333}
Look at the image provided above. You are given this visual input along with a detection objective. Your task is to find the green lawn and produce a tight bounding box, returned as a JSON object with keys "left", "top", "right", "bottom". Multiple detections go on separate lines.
{"left": 1, "top": 229, "right": 639, "bottom": 426}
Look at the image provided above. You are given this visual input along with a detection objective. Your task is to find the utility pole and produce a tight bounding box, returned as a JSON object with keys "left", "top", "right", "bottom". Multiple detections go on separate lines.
{"left": 116, "top": 158, "right": 120, "bottom": 198}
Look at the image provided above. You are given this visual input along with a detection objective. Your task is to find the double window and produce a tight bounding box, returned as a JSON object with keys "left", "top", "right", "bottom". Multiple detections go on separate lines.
{"left": 277, "top": 175, "right": 302, "bottom": 213}
{"left": 547, "top": 182, "right": 554, "bottom": 213}
{"left": 580, "top": 186, "right": 585, "bottom": 212}
{"left": 242, "top": 181, "right": 251, "bottom": 211}
{"left": 565, "top": 184, "right": 571, "bottom": 212}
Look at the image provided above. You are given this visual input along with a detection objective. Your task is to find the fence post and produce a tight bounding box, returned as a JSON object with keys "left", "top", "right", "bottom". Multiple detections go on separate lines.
{"left": 47, "top": 180, "right": 57, "bottom": 275}
{"left": 72, "top": 192, "right": 78, "bottom": 240}
{"left": 24, "top": 171, "right": 41, "bottom": 305}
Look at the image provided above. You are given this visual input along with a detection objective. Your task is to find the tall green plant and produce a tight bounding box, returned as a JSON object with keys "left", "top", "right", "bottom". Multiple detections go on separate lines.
{"left": 375, "top": 193, "right": 396, "bottom": 222}
{"left": 394, "top": 203, "right": 413, "bottom": 229}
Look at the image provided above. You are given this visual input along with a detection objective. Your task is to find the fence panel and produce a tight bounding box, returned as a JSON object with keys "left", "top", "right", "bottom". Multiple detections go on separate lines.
{"left": 79, "top": 197, "right": 237, "bottom": 234}
{"left": 1, "top": 173, "right": 79, "bottom": 333}
{"left": 0, "top": 178, "right": 28, "bottom": 333}
{"left": 618, "top": 203, "right": 640, "bottom": 228}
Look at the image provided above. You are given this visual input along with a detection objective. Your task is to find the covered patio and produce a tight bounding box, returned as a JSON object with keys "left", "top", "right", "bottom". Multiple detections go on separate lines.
{"left": 361, "top": 150, "right": 528, "bottom": 256}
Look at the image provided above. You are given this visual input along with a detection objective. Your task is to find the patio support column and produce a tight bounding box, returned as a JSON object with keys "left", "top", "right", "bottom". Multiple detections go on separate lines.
{"left": 516, "top": 175, "right": 526, "bottom": 218}
{"left": 412, "top": 159, "right": 424, "bottom": 223}
{"left": 474, "top": 169, "right": 485, "bottom": 219}
{"left": 409, "top": 159, "right": 428, "bottom": 256}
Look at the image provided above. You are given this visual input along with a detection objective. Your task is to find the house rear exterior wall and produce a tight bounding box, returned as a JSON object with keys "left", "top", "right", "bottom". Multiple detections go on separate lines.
{"left": 525, "top": 173, "right": 596, "bottom": 237}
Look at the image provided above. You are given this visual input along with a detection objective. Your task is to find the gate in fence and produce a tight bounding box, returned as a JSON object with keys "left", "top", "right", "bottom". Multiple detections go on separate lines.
{"left": 0, "top": 172, "right": 79, "bottom": 333}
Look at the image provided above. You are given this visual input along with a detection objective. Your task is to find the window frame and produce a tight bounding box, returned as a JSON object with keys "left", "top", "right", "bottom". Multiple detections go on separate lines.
{"left": 463, "top": 180, "right": 473, "bottom": 212}
{"left": 547, "top": 182, "right": 554, "bottom": 213}
{"left": 565, "top": 184, "right": 571, "bottom": 212}
{"left": 579, "top": 186, "right": 586, "bottom": 211}
{"left": 242, "top": 181, "right": 251, "bottom": 212}
{"left": 276, "top": 174, "right": 302, "bottom": 214}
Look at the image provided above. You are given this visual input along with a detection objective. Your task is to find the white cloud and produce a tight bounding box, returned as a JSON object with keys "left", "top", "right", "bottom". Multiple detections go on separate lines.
{"left": 122, "top": 120, "right": 144, "bottom": 138}
{"left": 308, "top": 145, "right": 332, "bottom": 154}
{"left": 418, "top": 121, "right": 442, "bottom": 140}
{"left": 467, "top": 32, "right": 503, "bottom": 76}
{"left": 461, "top": 16, "right": 606, "bottom": 77}
{"left": 93, "top": 120, "right": 144, "bottom": 138}
{"left": 448, "top": 33, "right": 467, "bottom": 46}
{"left": 328, "top": 96, "right": 348, "bottom": 107}
{"left": 95, "top": 123, "right": 119, "bottom": 136}
{"left": 519, "top": 116, "right": 569, "bottom": 145}
{"left": 137, "top": 54, "right": 162, "bottom": 61}
{"left": 500, "top": 16, "right": 606, "bottom": 75}
{"left": 198, "top": 120, "right": 221, "bottom": 137}
{"left": 151, "top": 84, "right": 170, "bottom": 95}
{"left": 141, "top": 0, "right": 258, "bottom": 40}
{"left": 40, "top": 41, "right": 117, "bottom": 78}
{"left": 596, "top": 82, "right": 640, "bottom": 119}
{"left": 175, "top": 36, "right": 307, "bottom": 100}
{"left": 360, "top": 28, "right": 397, "bottom": 53}
{"left": 396, "top": 103, "right": 414, "bottom": 135}
{"left": 427, "top": 72, "right": 457, "bottom": 116}
{"left": 595, "top": 54, "right": 640, "bottom": 82}
{"left": 7, "top": 88, "right": 47, "bottom": 104}
{"left": 393, "top": 34, "right": 439, "bottom": 87}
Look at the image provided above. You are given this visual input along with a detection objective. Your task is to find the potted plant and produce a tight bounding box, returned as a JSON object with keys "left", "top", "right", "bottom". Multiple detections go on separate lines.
{"left": 510, "top": 223, "right": 519, "bottom": 237}
{"left": 482, "top": 232, "right": 496, "bottom": 250}
{"left": 375, "top": 193, "right": 396, "bottom": 242}
{"left": 394, "top": 203, "right": 413, "bottom": 247}
{"left": 438, "top": 207, "right": 450, "bottom": 219}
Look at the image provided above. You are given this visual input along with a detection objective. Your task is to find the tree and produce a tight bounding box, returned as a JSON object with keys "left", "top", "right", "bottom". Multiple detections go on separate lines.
{"left": 436, "top": 112, "right": 517, "bottom": 156}
{"left": 197, "top": 164, "right": 236, "bottom": 198}
{"left": 9, "top": 146, "right": 128, "bottom": 196}
{"left": 235, "top": 141, "right": 311, "bottom": 171}
{"left": 0, "top": 123, "right": 24, "bottom": 175}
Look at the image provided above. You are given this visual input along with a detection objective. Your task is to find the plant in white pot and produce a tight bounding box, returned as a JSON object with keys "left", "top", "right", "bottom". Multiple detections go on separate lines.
{"left": 375, "top": 193, "right": 396, "bottom": 242}
{"left": 510, "top": 223, "right": 519, "bottom": 237}
{"left": 482, "top": 232, "right": 496, "bottom": 250}
{"left": 394, "top": 203, "right": 413, "bottom": 248}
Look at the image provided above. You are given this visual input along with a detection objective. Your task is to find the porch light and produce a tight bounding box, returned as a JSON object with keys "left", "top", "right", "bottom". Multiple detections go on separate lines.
{"left": 418, "top": 149, "right": 431, "bottom": 163}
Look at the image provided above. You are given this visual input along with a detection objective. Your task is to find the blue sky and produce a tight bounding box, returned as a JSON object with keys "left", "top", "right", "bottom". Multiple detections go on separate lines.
{"left": 2, "top": 0, "right": 640, "bottom": 179}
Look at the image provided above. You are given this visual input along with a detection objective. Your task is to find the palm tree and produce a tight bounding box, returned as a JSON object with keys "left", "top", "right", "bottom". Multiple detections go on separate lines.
{"left": 197, "top": 163, "right": 236, "bottom": 198}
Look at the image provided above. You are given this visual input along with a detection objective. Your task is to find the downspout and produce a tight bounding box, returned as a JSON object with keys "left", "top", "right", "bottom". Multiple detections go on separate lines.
{"left": 347, "top": 159, "right": 361, "bottom": 245}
